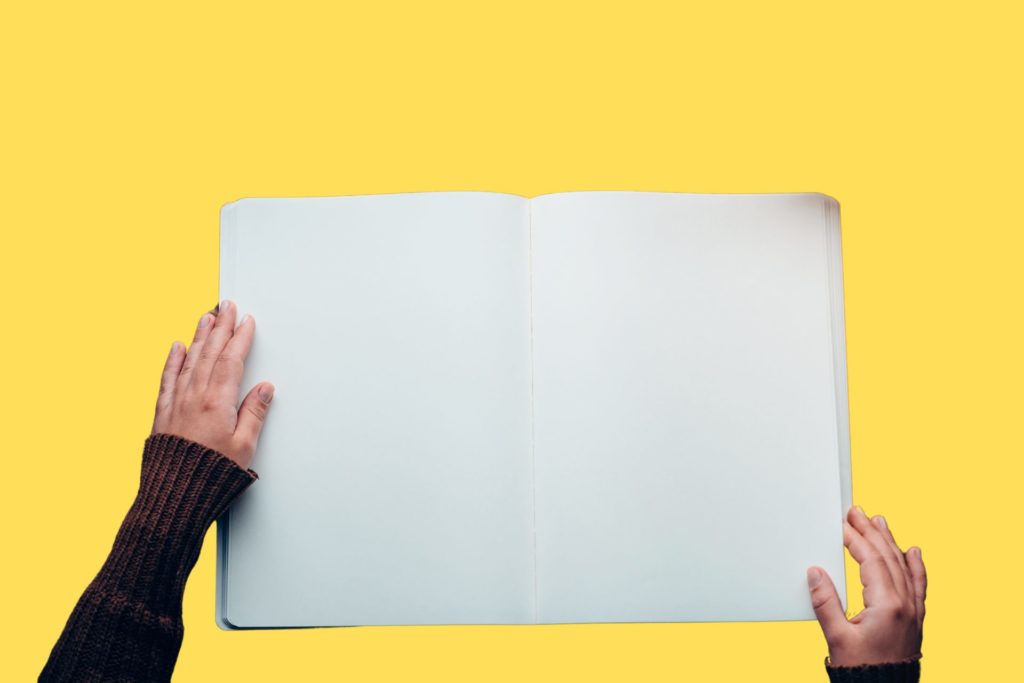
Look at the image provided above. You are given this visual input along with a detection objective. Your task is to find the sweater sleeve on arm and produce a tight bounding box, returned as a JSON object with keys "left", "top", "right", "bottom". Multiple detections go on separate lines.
{"left": 40, "top": 433, "right": 257, "bottom": 683}
{"left": 825, "top": 656, "right": 921, "bottom": 682}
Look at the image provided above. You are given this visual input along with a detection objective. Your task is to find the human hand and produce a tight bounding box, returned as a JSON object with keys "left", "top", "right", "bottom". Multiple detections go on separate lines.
{"left": 807, "top": 506, "right": 926, "bottom": 667}
{"left": 151, "top": 300, "right": 274, "bottom": 469}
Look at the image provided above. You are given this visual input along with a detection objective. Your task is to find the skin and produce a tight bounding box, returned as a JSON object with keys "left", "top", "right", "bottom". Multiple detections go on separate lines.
{"left": 151, "top": 300, "right": 274, "bottom": 469}
{"left": 152, "top": 304, "right": 926, "bottom": 667}
{"left": 807, "top": 506, "right": 927, "bottom": 667}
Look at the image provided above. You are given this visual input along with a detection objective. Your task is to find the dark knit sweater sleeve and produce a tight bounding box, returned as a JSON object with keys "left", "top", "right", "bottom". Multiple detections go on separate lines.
{"left": 40, "top": 433, "right": 258, "bottom": 683}
{"left": 825, "top": 657, "right": 921, "bottom": 682}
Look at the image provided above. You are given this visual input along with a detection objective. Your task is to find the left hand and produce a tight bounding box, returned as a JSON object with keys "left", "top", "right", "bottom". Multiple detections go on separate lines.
{"left": 151, "top": 300, "right": 274, "bottom": 469}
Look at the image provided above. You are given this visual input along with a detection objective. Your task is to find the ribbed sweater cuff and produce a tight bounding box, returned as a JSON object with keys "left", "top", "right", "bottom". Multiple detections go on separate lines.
{"left": 39, "top": 434, "right": 257, "bottom": 682}
{"left": 825, "top": 656, "right": 921, "bottom": 682}
{"left": 92, "top": 433, "right": 258, "bottom": 610}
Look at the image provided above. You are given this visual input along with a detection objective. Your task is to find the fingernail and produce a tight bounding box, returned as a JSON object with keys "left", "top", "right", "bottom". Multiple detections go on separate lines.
{"left": 198, "top": 314, "right": 212, "bottom": 328}
{"left": 855, "top": 505, "right": 866, "bottom": 517}
{"left": 221, "top": 299, "right": 232, "bottom": 313}
{"left": 258, "top": 385, "right": 274, "bottom": 404}
{"left": 807, "top": 568, "right": 822, "bottom": 589}
{"left": 240, "top": 314, "right": 251, "bottom": 326}
{"left": 169, "top": 341, "right": 181, "bottom": 355}
{"left": 875, "top": 515, "right": 887, "bottom": 530}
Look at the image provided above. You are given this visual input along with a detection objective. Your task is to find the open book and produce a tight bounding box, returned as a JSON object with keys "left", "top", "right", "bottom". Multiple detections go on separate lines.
{"left": 216, "top": 192, "right": 851, "bottom": 628}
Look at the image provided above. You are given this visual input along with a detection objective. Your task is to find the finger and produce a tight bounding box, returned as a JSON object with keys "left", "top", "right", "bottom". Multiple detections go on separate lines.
{"left": 807, "top": 567, "right": 849, "bottom": 646}
{"left": 848, "top": 506, "right": 908, "bottom": 599}
{"left": 192, "top": 299, "right": 237, "bottom": 389}
{"left": 872, "top": 514, "right": 914, "bottom": 598}
{"left": 179, "top": 311, "right": 217, "bottom": 382}
{"left": 211, "top": 314, "right": 255, "bottom": 399}
{"left": 153, "top": 341, "right": 185, "bottom": 429}
{"left": 234, "top": 382, "right": 275, "bottom": 460}
{"left": 844, "top": 520, "right": 899, "bottom": 606}
{"left": 906, "top": 546, "right": 927, "bottom": 625}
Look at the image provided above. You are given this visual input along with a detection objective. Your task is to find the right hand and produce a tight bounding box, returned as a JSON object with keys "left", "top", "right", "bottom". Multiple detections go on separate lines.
{"left": 151, "top": 300, "right": 275, "bottom": 469}
{"left": 806, "top": 505, "right": 926, "bottom": 667}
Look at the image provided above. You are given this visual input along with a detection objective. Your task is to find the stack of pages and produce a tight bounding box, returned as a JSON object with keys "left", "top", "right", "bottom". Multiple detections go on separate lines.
{"left": 216, "top": 191, "right": 851, "bottom": 628}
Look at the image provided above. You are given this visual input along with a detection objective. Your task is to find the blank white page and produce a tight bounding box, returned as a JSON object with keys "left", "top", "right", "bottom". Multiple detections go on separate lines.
{"left": 218, "top": 193, "right": 535, "bottom": 626}
{"left": 530, "top": 192, "right": 848, "bottom": 623}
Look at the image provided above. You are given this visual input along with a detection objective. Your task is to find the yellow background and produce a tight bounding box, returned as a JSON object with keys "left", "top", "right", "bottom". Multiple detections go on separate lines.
{"left": 2, "top": 1, "right": 1020, "bottom": 680}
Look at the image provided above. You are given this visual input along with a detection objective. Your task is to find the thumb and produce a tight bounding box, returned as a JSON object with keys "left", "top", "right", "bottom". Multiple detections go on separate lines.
{"left": 807, "top": 567, "right": 848, "bottom": 644}
{"left": 234, "top": 382, "right": 275, "bottom": 463}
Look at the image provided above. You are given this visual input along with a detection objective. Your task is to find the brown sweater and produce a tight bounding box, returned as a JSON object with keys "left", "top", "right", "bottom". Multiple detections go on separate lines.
{"left": 40, "top": 434, "right": 257, "bottom": 682}
{"left": 40, "top": 433, "right": 920, "bottom": 682}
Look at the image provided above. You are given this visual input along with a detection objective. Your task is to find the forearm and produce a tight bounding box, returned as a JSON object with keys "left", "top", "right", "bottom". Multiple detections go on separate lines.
{"left": 40, "top": 433, "right": 256, "bottom": 683}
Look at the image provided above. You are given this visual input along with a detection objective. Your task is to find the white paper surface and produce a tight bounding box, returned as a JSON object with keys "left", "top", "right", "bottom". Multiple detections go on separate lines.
{"left": 530, "top": 192, "right": 848, "bottom": 622}
{"left": 216, "top": 191, "right": 851, "bottom": 627}
{"left": 219, "top": 193, "right": 535, "bottom": 626}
